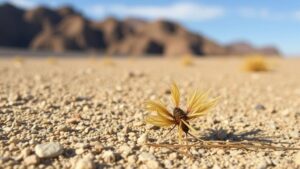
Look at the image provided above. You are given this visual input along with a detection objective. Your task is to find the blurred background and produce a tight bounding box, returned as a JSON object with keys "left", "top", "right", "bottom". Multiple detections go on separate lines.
{"left": 0, "top": 0, "right": 299, "bottom": 57}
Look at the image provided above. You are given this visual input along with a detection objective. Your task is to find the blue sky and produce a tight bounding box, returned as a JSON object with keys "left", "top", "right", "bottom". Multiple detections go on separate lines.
{"left": 1, "top": 0, "right": 300, "bottom": 56}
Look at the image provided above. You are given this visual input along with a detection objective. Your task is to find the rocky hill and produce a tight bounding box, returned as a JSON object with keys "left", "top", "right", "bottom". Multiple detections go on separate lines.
{"left": 0, "top": 3, "right": 280, "bottom": 56}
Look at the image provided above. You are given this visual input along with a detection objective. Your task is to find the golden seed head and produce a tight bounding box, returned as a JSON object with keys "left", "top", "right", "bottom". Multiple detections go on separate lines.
{"left": 145, "top": 82, "right": 217, "bottom": 143}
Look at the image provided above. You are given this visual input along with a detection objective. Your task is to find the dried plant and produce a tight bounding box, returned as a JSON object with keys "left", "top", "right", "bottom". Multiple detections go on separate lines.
{"left": 12, "top": 56, "right": 25, "bottom": 68}
{"left": 47, "top": 57, "right": 58, "bottom": 65}
{"left": 242, "top": 55, "right": 270, "bottom": 72}
{"left": 13, "top": 56, "right": 25, "bottom": 63}
{"left": 147, "top": 140, "right": 300, "bottom": 157}
{"left": 181, "top": 55, "right": 194, "bottom": 66}
{"left": 102, "top": 56, "right": 115, "bottom": 66}
{"left": 145, "top": 83, "right": 300, "bottom": 155}
{"left": 145, "top": 82, "right": 217, "bottom": 144}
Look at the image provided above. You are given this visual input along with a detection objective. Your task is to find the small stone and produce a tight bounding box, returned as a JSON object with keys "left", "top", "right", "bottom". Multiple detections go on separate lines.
{"left": 58, "top": 125, "right": 70, "bottom": 132}
{"left": 169, "top": 152, "right": 177, "bottom": 160}
{"left": 128, "top": 71, "right": 136, "bottom": 78}
{"left": 270, "top": 108, "right": 277, "bottom": 114}
{"left": 119, "top": 144, "right": 131, "bottom": 157}
{"left": 160, "top": 147, "right": 169, "bottom": 153}
{"left": 93, "top": 143, "right": 103, "bottom": 153}
{"left": 67, "top": 114, "right": 82, "bottom": 124}
{"left": 164, "top": 160, "right": 172, "bottom": 168}
{"left": 8, "top": 143, "right": 17, "bottom": 151}
{"left": 134, "top": 121, "right": 143, "bottom": 127}
{"left": 102, "top": 150, "right": 115, "bottom": 163}
{"left": 146, "top": 160, "right": 159, "bottom": 168}
{"left": 75, "top": 143, "right": 90, "bottom": 149}
{"left": 66, "top": 118, "right": 80, "bottom": 124}
{"left": 127, "top": 155, "right": 136, "bottom": 164}
{"left": 295, "top": 151, "right": 300, "bottom": 165}
{"left": 116, "top": 85, "right": 122, "bottom": 92}
{"left": 83, "top": 106, "right": 89, "bottom": 112}
{"left": 138, "top": 152, "right": 156, "bottom": 162}
{"left": 21, "top": 147, "right": 32, "bottom": 158}
{"left": 216, "top": 149, "right": 225, "bottom": 155}
{"left": 137, "top": 133, "right": 148, "bottom": 145}
{"left": 256, "top": 160, "right": 267, "bottom": 169}
{"left": 3, "top": 127, "right": 11, "bottom": 132}
{"left": 73, "top": 158, "right": 95, "bottom": 169}
{"left": 165, "top": 89, "right": 171, "bottom": 94}
{"left": 281, "top": 109, "right": 290, "bottom": 116}
{"left": 76, "top": 148, "right": 85, "bottom": 155}
{"left": 289, "top": 130, "right": 299, "bottom": 138}
{"left": 212, "top": 164, "right": 221, "bottom": 169}
{"left": 35, "top": 142, "right": 63, "bottom": 158}
{"left": 24, "top": 155, "right": 39, "bottom": 166}
{"left": 255, "top": 104, "right": 266, "bottom": 111}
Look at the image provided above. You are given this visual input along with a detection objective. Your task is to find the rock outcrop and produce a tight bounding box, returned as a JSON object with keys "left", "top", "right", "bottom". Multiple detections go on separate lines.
{"left": 226, "top": 41, "right": 280, "bottom": 56}
{"left": 0, "top": 3, "right": 281, "bottom": 56}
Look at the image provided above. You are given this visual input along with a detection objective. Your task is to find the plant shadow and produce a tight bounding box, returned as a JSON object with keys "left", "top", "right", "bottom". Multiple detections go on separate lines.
{"left": 200, "top": 128, "right": 284, "bottom": 144}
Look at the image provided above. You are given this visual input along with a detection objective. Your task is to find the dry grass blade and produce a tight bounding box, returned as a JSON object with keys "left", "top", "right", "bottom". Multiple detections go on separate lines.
{"left": 145, "top": 115, "right": 174, "bottom": 127}
{"left": 145, "top": 100, "right": 173, "bottom": 119}
{"left": 170, "top": 82, "right": 180, "bottom": 107}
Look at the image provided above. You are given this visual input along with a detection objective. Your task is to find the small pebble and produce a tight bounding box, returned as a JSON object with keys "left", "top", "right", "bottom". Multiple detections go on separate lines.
{"left": 127, "top": 155, "right": 136, "bottom": 164}
{"left": 137, "top": 133, "right": 148, "bottom": 145}
{"left": 76, "top": 148, "right": 85, "bottom": 155}
{"left": 24, "top": 155, "right": 39, "bottom": 166}
{"left": 255, "top": 104, "right": 266, "bottom": 111}
{"left": 73, "top": 158, "right": 95, "bottom": 169}
{"left": 21, "top": 148, "right": 32, "bottom": 158}
{"left": 102, "top": 150, "right": 115, "bottom": 163}
{"left": 119, "top": 144, "right": 131, "bottom": 157}
{"left": 139, "top": 152, "right": 155, "bottom": 161}
{"left": 35, "top": 142, "right": 63, "bottom": 158}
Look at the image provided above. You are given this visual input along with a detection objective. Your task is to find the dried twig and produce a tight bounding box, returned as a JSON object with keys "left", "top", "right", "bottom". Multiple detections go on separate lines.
{"left": 147, "top": 140, "right": 300, "bottom": 152}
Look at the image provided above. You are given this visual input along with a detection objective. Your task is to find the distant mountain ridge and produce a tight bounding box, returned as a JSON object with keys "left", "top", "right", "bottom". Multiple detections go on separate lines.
{"left": 0, "top": 3, "right": 280, "bottom": 56}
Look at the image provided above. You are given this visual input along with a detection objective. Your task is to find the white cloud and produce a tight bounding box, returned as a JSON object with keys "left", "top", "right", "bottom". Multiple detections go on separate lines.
{"left": 238, "top": 8, "right": 267, "bottom": 18}
{"left": 88, "top": 2, "right": 225, "bottom": 21}
{"left": 294, "top": 11, "right": 300, "bottom": 20}
{"left": 7, "top": 0, "right": 37, "bottom": 9}
{"left": 238, "top": 7, "right": 300, "bottom": 21}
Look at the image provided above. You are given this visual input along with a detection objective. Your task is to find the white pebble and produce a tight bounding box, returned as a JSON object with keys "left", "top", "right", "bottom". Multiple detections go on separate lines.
{"left": 137, "top": 133, "right": 148, "bottom": 145}
{"left": 127, "top": 155, "right": 136, "bottom": 164}
{"left": 24, "top": 155, "right": 39, "bottom": 166}
{"left": 146, "top": 160, "right": 159, "bottom": 168}
{"left": 21, "top": 147, "right": 32, "bottom": 158}
{"left": 102, "top": 150, "right": 115, "bottom": 163}
{"left": 73, "top": 158, "right": 95, "bottom": 169}
{"left": 76, "top": 148, "right": 85, "bottom": 155}
{"left": 139, "top": 152, "right": 155, "bottom": 161}
{"left": 119, "top": 144, "right": 131, "bottom": 157}
{"left": 35, "top": 142, "right": 63, "bottom": 158}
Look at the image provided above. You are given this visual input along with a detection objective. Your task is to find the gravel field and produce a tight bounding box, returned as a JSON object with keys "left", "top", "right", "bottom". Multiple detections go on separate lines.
{"left": 0, "top": 57, "right": 299, "bottom": 169}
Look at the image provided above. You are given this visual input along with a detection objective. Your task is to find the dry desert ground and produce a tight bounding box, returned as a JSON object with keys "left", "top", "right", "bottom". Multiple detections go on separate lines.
{"left": 0, "top": 57, "right": 299, "bottom": 169}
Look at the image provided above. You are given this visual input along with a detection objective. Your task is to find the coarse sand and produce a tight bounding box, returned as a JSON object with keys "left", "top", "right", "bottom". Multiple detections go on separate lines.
{"left": 0, "top": 57, "right": 299, "bottom": 168}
